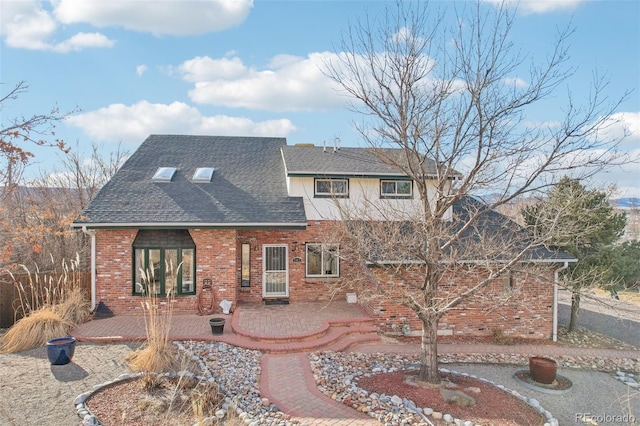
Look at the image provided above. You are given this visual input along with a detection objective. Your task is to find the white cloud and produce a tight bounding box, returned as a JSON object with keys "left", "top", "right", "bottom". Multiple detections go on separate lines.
{"left": 136, "top": 65, "right": 148, "bottom": 77}
{"left": 178, "top": 56, "right": 249, "bottom": 82}
{"left": 502, "top": 77, "right": 528, "bottom": 88}
{"left": 179, "top": 52, "right": 347, "bottom": 112}
{"left": 52, "top": 32, "right": 115, "bottom": 53}
{"left": 65, "top": 101, "right": 297, "bottom": 143}
{"left": 482, "top": 0, "right": 586, "bottom": 14}
{"left": 2, "top": 0, "right": 252, "bottom": 52}
{"left": 1, "top": 1, "right": 58, "bottom": 50}
{"left": 0, "top": 0, "right": 115, "bottom": 52}
{"left": 53, "top": 0, "right": 253, "bottom": 36}
{"left": 594, "top": 111, "right": 640, "bottom": 147}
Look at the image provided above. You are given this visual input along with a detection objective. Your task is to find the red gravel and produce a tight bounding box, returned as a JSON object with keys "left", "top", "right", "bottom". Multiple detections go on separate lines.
{"left": 357, "top": 370, "right": 545, "bottom": 426}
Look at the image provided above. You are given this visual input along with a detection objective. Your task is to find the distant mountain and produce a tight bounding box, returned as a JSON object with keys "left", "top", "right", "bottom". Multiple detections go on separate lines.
{"left": 614, "top": 198, "right": 640, "bottom": 208}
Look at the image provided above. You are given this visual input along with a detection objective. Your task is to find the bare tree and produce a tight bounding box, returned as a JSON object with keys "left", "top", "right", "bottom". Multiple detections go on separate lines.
{"left": 324, "top": 1, "right": 630, "bottom": 383}
{"left": 0, "top": 81, "right": 73, "bottom": 194}
{"left": 0, "top": 142, "right": 128, "bottom": 271}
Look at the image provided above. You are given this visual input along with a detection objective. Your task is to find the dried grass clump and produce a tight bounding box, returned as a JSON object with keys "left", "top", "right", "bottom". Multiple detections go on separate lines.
{"left": 190, "top": 381, "right": 224, "bottom": 422}
{"left": 491, "top": 327, "right": 516, "bottom": 345}
{"left": 0, "top": 255, "right": 91, "bottom": 354}
{"left": 52, "top": 287, "right": 92, "bottom": 325}
{"left": 0, "top": 308, "right": 72, "bottom": 353}
{"left": 126, "top": 343, "right": 178, "bottom": 374}
{"left": 126, "top": 266, "right": 179, "bottom": 374}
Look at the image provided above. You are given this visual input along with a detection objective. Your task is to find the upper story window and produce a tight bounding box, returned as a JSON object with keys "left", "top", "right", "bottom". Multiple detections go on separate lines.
{"left": 380, "top": 179, "right": 413, "bottom": 198}
{"left": 315, "top": 178, "right": 349, "bottom": 198}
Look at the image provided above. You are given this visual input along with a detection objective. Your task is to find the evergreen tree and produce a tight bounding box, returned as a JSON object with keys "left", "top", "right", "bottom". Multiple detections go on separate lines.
{"left": 522, "top": 177, "right": 627, "bottom": 331}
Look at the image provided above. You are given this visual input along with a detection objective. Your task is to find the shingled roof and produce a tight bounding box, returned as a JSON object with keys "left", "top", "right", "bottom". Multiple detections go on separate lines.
{"left": 281, "top": 145, "right": 460, "bottom": 178}
{"left": 73, "top": 135, "right": 307, "bottom": 228}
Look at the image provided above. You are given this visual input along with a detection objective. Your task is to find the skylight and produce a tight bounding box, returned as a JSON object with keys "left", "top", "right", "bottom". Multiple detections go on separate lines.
{"left": 192, "top": 167, "right": 215, "bottom": 183}
{"left": 152, "top": 167, "right": 177, "bottom": 182}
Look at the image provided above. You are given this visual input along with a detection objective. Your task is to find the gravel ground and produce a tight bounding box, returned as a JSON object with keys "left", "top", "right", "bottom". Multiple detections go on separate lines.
{"left": 1, "top": 340, "right": 638, "bottom": 426}
{"left": 0, "top": 342, "right": 137, "bottom": 426}
{"left": 448, "top": 363, "right": 639, "bottom": 426}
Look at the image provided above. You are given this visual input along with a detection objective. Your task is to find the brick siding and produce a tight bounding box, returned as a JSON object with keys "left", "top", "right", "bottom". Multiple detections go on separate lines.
{"left": 93, "top": 222, "right": 554, "bottom": 339}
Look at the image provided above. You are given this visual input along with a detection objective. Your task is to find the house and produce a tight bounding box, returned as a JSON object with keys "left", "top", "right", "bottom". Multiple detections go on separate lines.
{"left": 72, "top": 135, "right": 574, "bottom": 340}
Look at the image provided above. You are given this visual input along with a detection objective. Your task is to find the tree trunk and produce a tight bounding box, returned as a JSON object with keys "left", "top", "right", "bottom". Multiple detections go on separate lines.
{"left": 417, "top": 316, "right": 440, "bottom": 384}
{"left": 568, "top": 291, "right": 581, "bottom": 332}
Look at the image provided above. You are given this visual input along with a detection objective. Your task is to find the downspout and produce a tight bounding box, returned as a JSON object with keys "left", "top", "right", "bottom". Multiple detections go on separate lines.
{"left": 552, "top": 261, "right": 570, "bottom": 342}
{"left": 81, "top": 226, "right": 97, "bottom": 311}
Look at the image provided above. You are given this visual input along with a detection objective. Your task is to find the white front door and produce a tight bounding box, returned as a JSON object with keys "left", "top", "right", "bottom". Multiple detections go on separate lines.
{"left": 263, "top": 245, "right": 288, "bottom": 297}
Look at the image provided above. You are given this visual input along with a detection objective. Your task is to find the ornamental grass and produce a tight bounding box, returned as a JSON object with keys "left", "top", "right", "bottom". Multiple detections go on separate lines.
{"left": 0, "top": 308, "right": 72, "bottom": 353}
{"left": 125, "top": 265, "right": 178, "bottom": 373}
{"left": 0, "top": 255, "right": 91, "bottom": 354}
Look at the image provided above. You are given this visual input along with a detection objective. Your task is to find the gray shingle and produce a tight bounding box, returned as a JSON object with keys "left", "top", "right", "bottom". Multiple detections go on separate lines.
{"left": 281, "top": 145, "right": 460, "bottom": 178}
{"left": 74, "top": 135, "right": 306, "bottom": 227}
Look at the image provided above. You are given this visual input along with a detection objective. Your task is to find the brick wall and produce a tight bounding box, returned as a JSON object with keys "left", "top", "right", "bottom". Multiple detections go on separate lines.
{"left": 93, "top": 223, "right": 555, "bottom": 339}
{"left": 236, "top": 222, "right": 350, "bottom": 304}
{"left": 356, "top": 267, "right": 555, "bottom": 339}
{"left": 95, "top": 229, "right": 140, "bottom": 313}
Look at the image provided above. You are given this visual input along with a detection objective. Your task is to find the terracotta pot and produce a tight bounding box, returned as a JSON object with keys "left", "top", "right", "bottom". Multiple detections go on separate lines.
{"left": 529, "top": 356, "right": 557, "bottom": 384}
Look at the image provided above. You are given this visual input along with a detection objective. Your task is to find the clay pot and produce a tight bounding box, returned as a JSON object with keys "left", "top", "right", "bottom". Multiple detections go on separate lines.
{"left": 529, "top": 356, "right": 557, "bottom": 384}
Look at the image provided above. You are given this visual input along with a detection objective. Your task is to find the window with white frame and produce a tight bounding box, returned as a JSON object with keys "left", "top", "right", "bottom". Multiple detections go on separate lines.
{"left": 380, "top": 179, "right": 413, "bottom": 198}
{"left": 306, "top": 243, "right": 339, "bottom": 277}
{"left": 314, "top": 178, "right": 349, "bottom": 198}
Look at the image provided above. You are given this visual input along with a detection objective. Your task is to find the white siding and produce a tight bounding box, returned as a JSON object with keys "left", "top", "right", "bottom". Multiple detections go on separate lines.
{"left": 287, "top": 176, "right": 452, "bottom": 221}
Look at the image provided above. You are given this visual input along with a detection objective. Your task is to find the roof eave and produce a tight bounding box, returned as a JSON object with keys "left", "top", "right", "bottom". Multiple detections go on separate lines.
{"left": 71, "top": 221, "right": 309, "bottom": 230}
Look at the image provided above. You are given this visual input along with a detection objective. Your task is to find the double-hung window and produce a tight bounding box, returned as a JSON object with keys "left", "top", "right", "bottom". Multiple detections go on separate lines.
{"left": 380, "top": 179, "right": 413, "bottom": 198}
{"left": 314, "top": 178, "right": 349, "bottom": 198}
{"left": 306, "top": 243, "right": 339, "bottom": 277}
{"left": 132, "top": 230, "right": 196, "bottom": 296}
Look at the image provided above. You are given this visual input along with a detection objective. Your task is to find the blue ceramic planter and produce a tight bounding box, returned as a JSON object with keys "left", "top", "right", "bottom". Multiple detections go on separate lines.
{"left": 46, "top": 337, "right": 76, "bottom": 365}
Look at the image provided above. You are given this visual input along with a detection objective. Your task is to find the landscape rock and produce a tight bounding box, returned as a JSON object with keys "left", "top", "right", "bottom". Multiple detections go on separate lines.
{"left": 439, "top": 388, "right": 476, "bottom": 407}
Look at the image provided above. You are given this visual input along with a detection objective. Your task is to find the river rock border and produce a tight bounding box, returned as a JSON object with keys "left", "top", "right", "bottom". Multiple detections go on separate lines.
{"left": 309, "top": 351, "right": 559, "bottom": 426}
{"left": 614, "top": 371, "right": 639, "bottom": 389}
{"left": 74, "top": 341, "right": 300, "bottom": 426}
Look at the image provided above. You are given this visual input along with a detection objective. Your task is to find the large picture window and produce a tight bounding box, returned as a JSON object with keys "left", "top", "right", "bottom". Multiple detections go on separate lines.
{"left": 314, "top": 178, "right": 349, "bottom": 198}
{"left": 380, "top": 179, "right": 412, "bottom": 198}
{"left": 306, "top": 243, "right": 339, "bottom": 277}
{"left": 132, "top": 230, "right": 196, "bottom": 296}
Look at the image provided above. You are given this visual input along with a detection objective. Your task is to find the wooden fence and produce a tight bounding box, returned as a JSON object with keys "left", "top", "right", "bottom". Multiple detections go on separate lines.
{"left": 0, "top": 272, "right": 91, "bottom": 328}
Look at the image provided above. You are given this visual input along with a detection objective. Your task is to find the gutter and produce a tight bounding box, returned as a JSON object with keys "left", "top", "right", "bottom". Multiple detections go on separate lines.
{"left": 552, "top": 261, "right": 570, "bottom": 342}
{"left": 81, "top": 226, "right": 97, "bottom": 311}
{"left": 71, "top": 221, "right": 309, "bottom": 229}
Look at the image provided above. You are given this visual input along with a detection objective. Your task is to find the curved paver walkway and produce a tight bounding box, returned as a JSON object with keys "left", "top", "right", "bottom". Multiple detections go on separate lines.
{"left": 261, "top": 353, "right": 377, "bottom": 425}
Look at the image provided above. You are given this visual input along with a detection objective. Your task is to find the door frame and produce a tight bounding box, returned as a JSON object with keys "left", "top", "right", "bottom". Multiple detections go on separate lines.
{"left": 262, "top": 244, "right": 289, "bottom": 298}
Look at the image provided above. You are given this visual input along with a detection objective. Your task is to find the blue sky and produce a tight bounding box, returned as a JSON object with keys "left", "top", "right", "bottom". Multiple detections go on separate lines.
{"left": 1, "top": 0, "right": 639, "bottom": 197}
